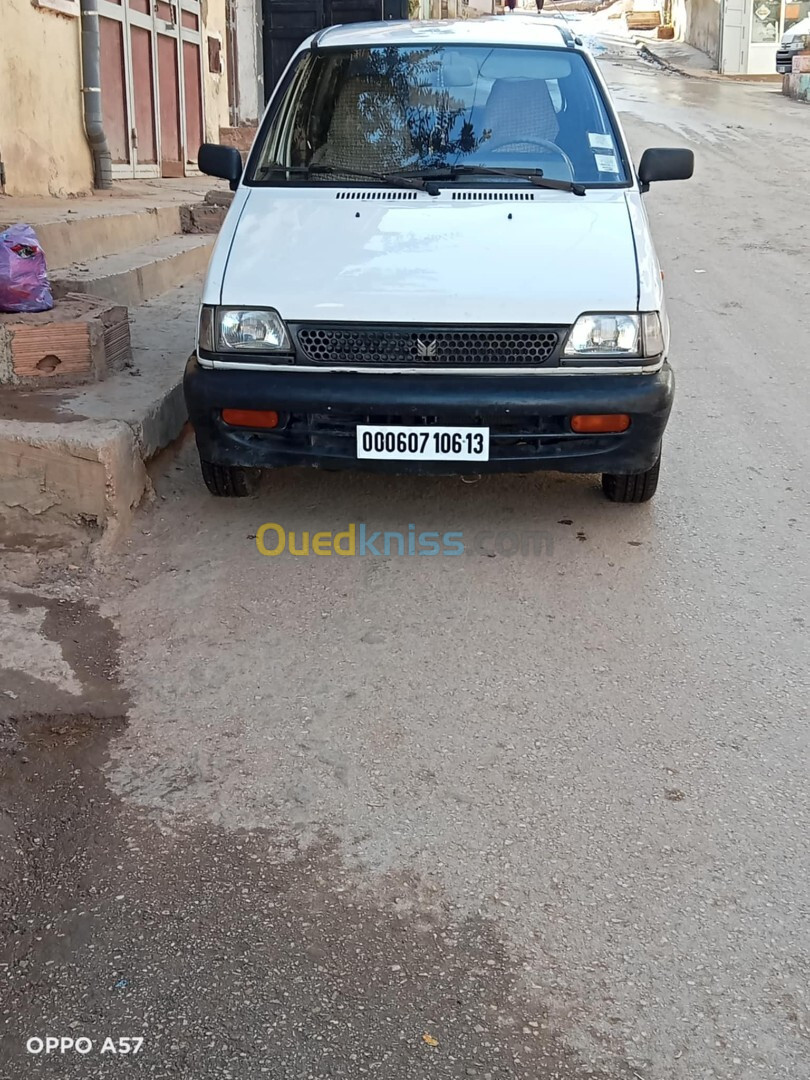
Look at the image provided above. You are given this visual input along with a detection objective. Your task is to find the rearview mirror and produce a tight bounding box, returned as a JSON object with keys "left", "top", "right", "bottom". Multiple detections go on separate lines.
{"left": 198, "top": 143, "right": 243, "bottom": 190}
{"left": 637, "top": 147, "right": 694, "bottom": 193}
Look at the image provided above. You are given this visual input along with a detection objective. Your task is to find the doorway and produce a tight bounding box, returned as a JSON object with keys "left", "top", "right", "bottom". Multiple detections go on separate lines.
{"left": 98, "top": 0, "right": 206, "bottom": 178}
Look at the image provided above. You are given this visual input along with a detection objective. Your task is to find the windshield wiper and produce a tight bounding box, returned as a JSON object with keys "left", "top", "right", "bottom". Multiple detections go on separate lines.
{"left": 406, "top": 165, "right": 586, "bottom": 197}
{"left": 255, "top": 164, "right": 441, "bottom": 196}
{"left": 255, "top": 162, "right": 584, "bottom": 197}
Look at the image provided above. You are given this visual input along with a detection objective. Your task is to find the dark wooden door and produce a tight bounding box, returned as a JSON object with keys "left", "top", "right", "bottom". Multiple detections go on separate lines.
{"left": 261, "top": 0, "right": 409, "bottom": 102}
{"left": 262, "top": 0, "right": 325, "bottom": 98}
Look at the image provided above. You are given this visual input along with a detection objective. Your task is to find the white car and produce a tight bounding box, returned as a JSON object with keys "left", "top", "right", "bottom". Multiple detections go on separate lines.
{"left": 188, "top": 18, "right": 693, "bottom": 502}
{"left": 777, "top": 15, "right": 810, "bottom": 73}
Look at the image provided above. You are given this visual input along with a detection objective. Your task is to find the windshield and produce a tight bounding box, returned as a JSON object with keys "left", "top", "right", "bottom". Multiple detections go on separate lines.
{"left": 248, "top": 44, "right": 628, "bottom": 187}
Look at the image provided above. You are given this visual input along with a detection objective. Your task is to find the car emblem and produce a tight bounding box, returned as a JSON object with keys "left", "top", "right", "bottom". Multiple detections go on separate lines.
{"left": 416, "top": 336, "right": 439, "bottom": 358}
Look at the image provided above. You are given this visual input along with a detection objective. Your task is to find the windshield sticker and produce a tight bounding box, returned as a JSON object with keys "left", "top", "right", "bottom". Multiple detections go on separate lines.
{"left": 588, "top": 132, "right": 614, "bottom": 150}
{"left": 594, "top": 153, "right": 619, "bottom": 173}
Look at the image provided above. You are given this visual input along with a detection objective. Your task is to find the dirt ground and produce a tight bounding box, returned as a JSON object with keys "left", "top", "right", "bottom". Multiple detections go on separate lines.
{"left": 2, "top": 35, "right": 809, "bottom": 1080}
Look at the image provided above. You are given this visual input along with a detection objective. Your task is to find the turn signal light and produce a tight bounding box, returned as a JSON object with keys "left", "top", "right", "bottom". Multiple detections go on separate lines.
{"left": 571, "top": 414, "right": 631, "bottom": 434}
{"left": 222, "top": 408, "right": 280, "bottom": 429}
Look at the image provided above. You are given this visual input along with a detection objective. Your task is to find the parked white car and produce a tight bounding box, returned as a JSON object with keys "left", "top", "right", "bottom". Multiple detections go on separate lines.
{"left": 777, "top": 14, "right": 810, "bottom": 73}
{"left": 189, "top": 18, "right": 693, "bottom": 502}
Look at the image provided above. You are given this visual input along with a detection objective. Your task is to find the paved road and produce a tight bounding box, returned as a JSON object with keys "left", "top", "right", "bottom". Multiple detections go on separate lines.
{"left": 2, "top": 42, "right": 808, "bottom": 1080}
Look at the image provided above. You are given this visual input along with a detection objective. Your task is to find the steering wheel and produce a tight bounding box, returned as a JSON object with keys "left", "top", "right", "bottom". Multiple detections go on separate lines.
{"left": 481, "top": 136, "right": 576, "bottom": 178}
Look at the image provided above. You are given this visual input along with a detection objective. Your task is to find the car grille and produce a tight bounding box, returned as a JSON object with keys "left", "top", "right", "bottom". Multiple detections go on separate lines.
{"left": 294, "top": 325, "right": 563, "bottom": 367}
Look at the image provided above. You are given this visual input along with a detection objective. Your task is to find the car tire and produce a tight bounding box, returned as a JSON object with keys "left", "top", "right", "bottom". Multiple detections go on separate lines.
{"left": 601, "top": 454, "right": 661, "bottom": 503}
{"left": 200, "top": 459, "right": 259, "bottom": 497}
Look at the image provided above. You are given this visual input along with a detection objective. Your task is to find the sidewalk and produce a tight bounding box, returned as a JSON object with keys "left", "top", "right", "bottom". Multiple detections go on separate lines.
{"left": 586, "top": 1, "right": 784, "bottom": 81}
{"left": 0, "top": 179, "right": 225, "bottom": 555}
{"left": 635, "top": 31, "right": 782, "bottom": 81}
{"left": 571, "top": 3, "right": 717, "bottom": 75}
{"left": 0, "top": 280, "right": 201, "bottom": 556}
{"left": 0, "top": 178, "right": 220, "bottom": 228}
{"left": 633, "top": 32, "right": 717, "bottom": 77}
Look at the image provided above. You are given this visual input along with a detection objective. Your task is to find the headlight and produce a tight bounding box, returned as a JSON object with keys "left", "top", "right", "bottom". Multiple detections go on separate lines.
{"left": 563, "top": 312, "right": 664, "bottom": 361}
{"left": 197, "top": 306, "right": 292, "bottom": 353}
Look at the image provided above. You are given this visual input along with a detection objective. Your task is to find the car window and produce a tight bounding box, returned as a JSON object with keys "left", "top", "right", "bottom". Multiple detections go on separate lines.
{"left": 249, "top": 44, "right": 628, "bottom": 187}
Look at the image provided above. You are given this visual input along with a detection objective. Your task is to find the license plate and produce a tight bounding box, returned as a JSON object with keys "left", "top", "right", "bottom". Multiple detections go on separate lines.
{"left": 356, "top": 425, "right": 490, "bottom": 461}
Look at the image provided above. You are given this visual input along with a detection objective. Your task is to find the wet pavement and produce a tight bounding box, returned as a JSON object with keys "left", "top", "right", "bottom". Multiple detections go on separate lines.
{"left": 2, "top": 33, "right": 809, "bottom": 1080}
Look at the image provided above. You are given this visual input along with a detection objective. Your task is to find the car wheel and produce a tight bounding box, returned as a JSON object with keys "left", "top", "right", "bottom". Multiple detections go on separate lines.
{"left": 601, "top": 454, "right": 661, "bottom": 503}
{"left": 200, "top": 459, "right": 259, "bottom": 497}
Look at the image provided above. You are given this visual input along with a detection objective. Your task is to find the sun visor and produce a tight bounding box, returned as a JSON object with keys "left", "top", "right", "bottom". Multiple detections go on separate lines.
{"left": 442, "top": 62, "right": 475, "bottom": 87}
{"left": 478, "top": 51, "right": 573, "bottom": 80}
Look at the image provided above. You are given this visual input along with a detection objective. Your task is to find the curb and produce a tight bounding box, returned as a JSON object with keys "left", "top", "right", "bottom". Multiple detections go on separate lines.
{"left": 633, "top": 37, "right": 781, "bottom": 84}
{"left": 634, "top": 40, "right": 693, "bottom": 77}
{"left": 0, "top": 380, "right": 188, "bottom": 554}
{"left": 0, "top": 418, "right": 150, "bottom": 555}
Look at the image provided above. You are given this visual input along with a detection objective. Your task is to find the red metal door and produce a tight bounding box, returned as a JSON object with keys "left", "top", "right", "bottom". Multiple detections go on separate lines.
{"left": 97, "top": 0, "right": 204, "bottom": 178}
{"left": 98, "top": 0, "right": 161, "bottom": 177}
{"left": 180, "top": 3, "right": 204, "bottom": 168}
{"left": 129, "top": 0, "right": 159, "bottom": 166}
{"left": 182, "top": 41, "right": 203, "bottom": 165}
{"left": 99, "top": 8, "right": 131, "bottom": 166}
{"left": 155, "top": 1, "right": 184, "bottom": 176}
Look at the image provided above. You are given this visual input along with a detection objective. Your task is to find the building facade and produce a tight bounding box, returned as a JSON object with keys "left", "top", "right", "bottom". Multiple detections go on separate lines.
{"left": 673, "top": 0, "right": 810, "bottom": 74}
{"left": 418, "top": 0, "right": 493, "bottom": 18}
{"left": 720, "top": 0, "right": 810, "bottom": 74}
{"left": 227, "top": 0, "right": 264, "bottom": 126}
{"left": 0, "top": 0, "right": 231, "bottom": 197}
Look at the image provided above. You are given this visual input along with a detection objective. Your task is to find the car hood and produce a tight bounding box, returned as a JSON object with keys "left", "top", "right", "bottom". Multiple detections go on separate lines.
{"left": 217, "top": 187, "right": 640, "bottom": 324}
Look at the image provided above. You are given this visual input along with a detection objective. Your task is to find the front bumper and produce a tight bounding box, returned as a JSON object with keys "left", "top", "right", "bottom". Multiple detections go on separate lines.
{"left": 184, "top": 356, "right": 674, "bottom": 476}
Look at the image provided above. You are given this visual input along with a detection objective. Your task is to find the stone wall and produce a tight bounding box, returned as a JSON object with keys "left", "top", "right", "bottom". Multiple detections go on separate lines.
{"left": 0, "top": 0, "right": 93, "bottom": 196}
{"left": 671, "top": 0, "right": 722, "bottom": 63}
{"left": 233, "top": 0, "right": 264, "bottom": 124}
{"left": 203, "top": 0, "right": 233, "bottom": 145}
{"left": 783, "top": 52, "right": 810, "bottom": 100}
{"left": 0, "top": 0, "right": 231, "bottom": 196}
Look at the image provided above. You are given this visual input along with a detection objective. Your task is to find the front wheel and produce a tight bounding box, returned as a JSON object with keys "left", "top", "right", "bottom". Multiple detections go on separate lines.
{"left": 601, "top": 454, "right": 661, "bottom": 503}
{"left": 200, "top": 459, "right": 260, "bottom": 497}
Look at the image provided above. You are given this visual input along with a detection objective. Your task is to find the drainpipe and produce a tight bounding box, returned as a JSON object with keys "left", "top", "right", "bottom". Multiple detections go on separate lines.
{"left": 80, "top": 0, "right": 113, "bottom": 189}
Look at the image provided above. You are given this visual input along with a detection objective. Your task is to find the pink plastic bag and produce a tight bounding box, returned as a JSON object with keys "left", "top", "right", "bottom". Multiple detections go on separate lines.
{"left": 0, "top": 225, "right": 54, "bottom": 313}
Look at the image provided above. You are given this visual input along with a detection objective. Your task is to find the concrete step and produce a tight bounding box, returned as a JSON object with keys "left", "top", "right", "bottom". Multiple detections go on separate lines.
{"left": 181, "top": 203, "right": 228, "bottom": 234}
{"left": 181, "top": 189, "right": 235, "bottom": 234}
{"left": 8, "top": 206, "right": 186, "bottom": 272}
{"left": 51, "top": 234, "right": 215, "bottom": 307}
{"left": 0, "top": 278, "right": 201, "bottom": 551}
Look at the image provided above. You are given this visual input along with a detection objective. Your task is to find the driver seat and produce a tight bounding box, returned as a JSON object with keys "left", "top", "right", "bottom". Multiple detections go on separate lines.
{"left": 483, "top": 78, "right": 560, "bottom": 151}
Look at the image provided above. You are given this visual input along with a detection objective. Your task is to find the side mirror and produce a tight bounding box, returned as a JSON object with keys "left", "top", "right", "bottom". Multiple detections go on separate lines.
{"left": 198, "top": 143, "right": 243, "bottom": 191}
{"left": 637, "top": 147, "right": 694, "bottom": 193}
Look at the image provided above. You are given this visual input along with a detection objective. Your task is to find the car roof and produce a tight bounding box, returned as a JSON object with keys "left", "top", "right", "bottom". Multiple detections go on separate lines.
{"left": 310, "top": 17, "right": 578, "bottom": 52}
